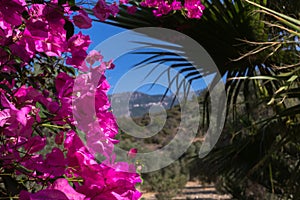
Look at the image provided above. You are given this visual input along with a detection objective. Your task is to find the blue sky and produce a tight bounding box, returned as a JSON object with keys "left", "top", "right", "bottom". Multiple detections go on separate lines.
{"left": 77, "top": 21, "right": 210, "bottom": 95}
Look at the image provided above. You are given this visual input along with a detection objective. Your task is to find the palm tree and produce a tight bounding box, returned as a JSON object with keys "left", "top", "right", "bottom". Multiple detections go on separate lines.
{"left": 91, "top": 0, "right": 300, "bottom": 198}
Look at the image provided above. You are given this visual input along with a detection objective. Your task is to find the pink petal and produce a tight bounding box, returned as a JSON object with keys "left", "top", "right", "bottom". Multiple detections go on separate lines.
{"left": 19, "top": 189, "right": 69, "bottom": 200}
{"left": 24, "top": 136, "right": 46, "bottom": 153}
{"left": 50, "top": 178, "right": 86, "bottom": 200}
{"left": 73, "top": 10, "right": 92, "bottom": 29}
{"left": 0, "top": 109, "right": 10, "bottom": 127}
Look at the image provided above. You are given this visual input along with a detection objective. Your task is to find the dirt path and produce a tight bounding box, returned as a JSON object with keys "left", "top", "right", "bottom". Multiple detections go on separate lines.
{"left": 141, "top": 181, "right": 232, "bottom": 200}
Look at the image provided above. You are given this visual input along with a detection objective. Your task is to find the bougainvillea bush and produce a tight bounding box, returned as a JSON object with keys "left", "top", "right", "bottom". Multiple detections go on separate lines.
{"left": 0, "top": 0, "right": 143, "bottom": 199}
{"left": 0, "top": 0, "right": 205, "bottom": 199}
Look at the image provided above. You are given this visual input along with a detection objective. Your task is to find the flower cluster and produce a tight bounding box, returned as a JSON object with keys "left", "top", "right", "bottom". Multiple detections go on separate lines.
{"left": 140, "top": 0, "right": 205, "bottom": 18}
{"left": 0, "top": 0, "right": 122, "bottom": 72}
{"left": 0, "top": 56, "right": 142, "bottom": 199}
{"left": 0, "top": 0, "right": 141, "bottom": 199}
{"left": 0, "top": 0, "right": 81, "bottom": 71}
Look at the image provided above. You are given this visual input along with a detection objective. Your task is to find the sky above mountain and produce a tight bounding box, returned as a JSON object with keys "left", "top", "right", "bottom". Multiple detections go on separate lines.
{"left": 77, "top": 22, "right": 212, "bottom": 95}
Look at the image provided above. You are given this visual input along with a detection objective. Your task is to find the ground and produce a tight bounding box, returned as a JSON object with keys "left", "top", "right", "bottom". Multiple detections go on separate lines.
{"left": 141, "top": 181, "right": 232, "bottom": 200}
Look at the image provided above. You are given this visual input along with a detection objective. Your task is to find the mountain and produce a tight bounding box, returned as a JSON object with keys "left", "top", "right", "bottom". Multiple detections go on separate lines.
{"left": 109, "top": 92, "right": 179, "bottom": 117}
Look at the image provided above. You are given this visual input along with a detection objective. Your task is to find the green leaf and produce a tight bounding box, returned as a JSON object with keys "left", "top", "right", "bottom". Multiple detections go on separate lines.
{"left": 36, "top": 102, "right": 47, "bottom": 119}
{"left": 41, "top": 124, "right": 67, "bottom": 129}
{"left": 68, "top": 0, "right": 75, "bottom": 7}
{"left": 244, "top": 0, "right": 300, "bottom": 36}
{"left": 62, "top": 65, "right": 76, "bottom": 76}
{"left": 287, "top": 75, "right": 298, "bottom": 83}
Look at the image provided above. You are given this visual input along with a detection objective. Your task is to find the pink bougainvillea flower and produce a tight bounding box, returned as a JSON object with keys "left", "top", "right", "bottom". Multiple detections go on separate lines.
{"left": 24, "top": 19, "right": 49, "bottom": 39}
{"left": 0, "top": 0, "right": 26, "bottom": 26}
{"left": 14, "top": 37, "right": 36, "bottom": 60}
{"left": 141, "top": 0, "right": 173, "bottom": 17}
{"left": 1, "top": 93, "right": 16, "bottom": 110}
{"left": 43, "top": 148, "right": 66, "bottom": 176}
{"left": 45, "top": 101, "right": 60, "bottom": 114}
{"left": 22, "top": 148, "right": 66, "bottom": 178}
{"left": 127, "top": 148, "right": 138, "bottom": 159}
{"left": 140, "top": 0, "right": 204, "bottom": 18}
{"left": 49, "top": 178, "right": 86, "bottom": 200}
{"left": 119, "top": 0, "right": 129, "bottom": 4}
{"left": 93, "top": 0, "right": 111, "bottom": 21}
{"left": 16, "top": 106, "right": 32, "bottom": 126}
{"left": 28, "top": 3, "right": 44, "bottom": 18}
{"left": 127, "top": 5, "right": 137, "bottom": 15}
{"left": 172, "top": 0, "right": 182, "bottom": 10}
{"left": 109, "top": 2, "right": 120, "bottom": 17}
{"left": 66, "top": 49, "right": 88, "bottom": 68}
{"left": 86, "top": 50, "right": 103, "bottom": 66}
{"left": 72, "top": 92, "right": 96, "bottom": 131}
{"left": 73, "top": 9, "right": 92, "bottom": 29}
{"left": 67, "top": 32, "right": 90, "bottom": 68}
{"left": 53, "top": 73, "right": 75, "bottom": 125}
{"left": 35, "top": 34, "right": 67, "bottom": 57}
{"left": 75, "top": 163, "right": 142, "bottom": 200}
{"left": 0, "top": 93, "right": 33, "bottom": 127}
{"left": 103, "top": 59, "right": 115, "bottom": 70}
{"left": 14, "top": 86, "right": 41, "bottom": 103}
{"left": 85, "top": 128, "right": 115, "bottom": 157}
{"left": 55, "top": 72, "right": 74, "bottom": 99}
{"left": 64, "top": 130, "right": 142, "bottom": 200}
{"left": 93, "top": 0, "right": 119, "bottom": 21}
{"left": 153, "top": 1, "right": 172, "bottom": 17}
{"left": 19, "top": 189, "right": 69, "bottom": 200}
{"left": 68, "top": 32, "right": 91, "bottom": 52}
{"left": 55, "top": 131, "right": 64, "bottom": 145}
{"left": 43, "top": 3, "right": 65, "bottom": 25}
{"left": 76, "top": 162, "right": 142, "bottom": 200}
{"left": 0, "top": 109, "right": 10, "bottom": 127}
{"left": 64, "top": 130, "right": 86, "bottom": 160}
{"left": 78, "top": 61, "right": 89, "bottom": 72}
{"left": 96, "top": 72, "right": 110, "bottom": 91}
{"left": 9, "top": 43, "right": 32, "bottom": 63}
{"left": 140, "top": 0, "right": 159, "bottom": 7}
{"left": 97, "top": 111, "right": 119, "bottom": 140}
{"left": 22, "top": 3, "right": 68, "bottom": 57}
{"left": 184, "top": 0, "right": 205, "bottom": 19}
{"left": 24, "top": 136, "right": 46, "bottom": 154}
{"left": 64, "top": 130, "right": 100, "bottom": 173}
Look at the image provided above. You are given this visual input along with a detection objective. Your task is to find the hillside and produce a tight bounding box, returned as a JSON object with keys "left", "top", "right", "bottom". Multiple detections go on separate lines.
{"left": 109, "top": 92, "right": 177, "bottom": 118}
{"left": 114, "top": 92, "right": 211, "bottom": 199}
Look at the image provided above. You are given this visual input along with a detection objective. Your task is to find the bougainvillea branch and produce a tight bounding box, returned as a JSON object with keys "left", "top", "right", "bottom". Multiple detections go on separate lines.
{"left": 0, "top": 0, "right": 141, "bottom": 199}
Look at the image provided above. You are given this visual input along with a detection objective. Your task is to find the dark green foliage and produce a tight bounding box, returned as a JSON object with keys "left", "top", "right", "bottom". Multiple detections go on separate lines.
{"left": 116, "top": 100, "right": 204, "bottom": 198}
{"left": 141, "top": 161, "right": 189, "bottom": 200}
